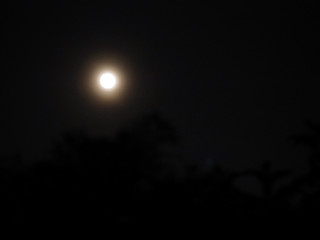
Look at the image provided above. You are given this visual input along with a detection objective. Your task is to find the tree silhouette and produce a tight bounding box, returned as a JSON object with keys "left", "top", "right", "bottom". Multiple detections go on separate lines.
{"left": 2, "top": 115, "right": 320, "bottom": 227}
{"left": 289, "top": 120, "right": 320, "bottom": 216}
{"left": 237, "top": 161, "right": 291, "bottom": 200}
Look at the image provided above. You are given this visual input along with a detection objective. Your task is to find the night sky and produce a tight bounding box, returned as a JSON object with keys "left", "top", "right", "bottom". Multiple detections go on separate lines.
{"left": 3, "top": 1, "right": 320, "bottom": 174}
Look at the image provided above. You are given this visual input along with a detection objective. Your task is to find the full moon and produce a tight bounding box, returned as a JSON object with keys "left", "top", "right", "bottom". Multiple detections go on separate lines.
{"left": 99, "top": 73, "right": 116, "bottom": 90}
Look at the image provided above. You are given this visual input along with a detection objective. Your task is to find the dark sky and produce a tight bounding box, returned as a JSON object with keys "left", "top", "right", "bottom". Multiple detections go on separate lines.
{"left": 2, "top": 1, "right": 320, "bottom": 172}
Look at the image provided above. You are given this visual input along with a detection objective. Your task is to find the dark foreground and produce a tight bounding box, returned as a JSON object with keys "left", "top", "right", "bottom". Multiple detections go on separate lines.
{"left": 1, "top": 115, "right": 319, "bottom": 230}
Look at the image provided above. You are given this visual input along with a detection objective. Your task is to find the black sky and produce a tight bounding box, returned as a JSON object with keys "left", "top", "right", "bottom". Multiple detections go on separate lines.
{"left": 2, "top": 1, "right": 320, "bottom": 173}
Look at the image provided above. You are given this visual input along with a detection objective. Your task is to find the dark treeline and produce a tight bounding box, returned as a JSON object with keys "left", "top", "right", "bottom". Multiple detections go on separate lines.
{"left": 1, "top": 114, "right": 320, "bottom": 228}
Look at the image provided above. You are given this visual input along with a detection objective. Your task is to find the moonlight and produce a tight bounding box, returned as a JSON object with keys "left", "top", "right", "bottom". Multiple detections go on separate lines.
{"left": 99, "top": 73, "right": 117, "bottom": 90}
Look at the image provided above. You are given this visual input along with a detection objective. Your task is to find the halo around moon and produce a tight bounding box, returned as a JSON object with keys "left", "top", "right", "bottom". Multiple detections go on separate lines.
{"left": 99, "top": 73, "right": 116, "bottom": 90}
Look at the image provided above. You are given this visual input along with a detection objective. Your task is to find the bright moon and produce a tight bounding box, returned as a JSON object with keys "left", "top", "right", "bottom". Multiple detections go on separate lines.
{"left": 99, "top": 73, "right": 116, "bottom": 90}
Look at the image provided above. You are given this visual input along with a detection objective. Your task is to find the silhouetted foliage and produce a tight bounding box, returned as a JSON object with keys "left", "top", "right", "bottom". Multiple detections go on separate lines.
{"left": 288, "top": 120, "right": 320, "bottom": 217}
{"left": 1, "top": 115, "right": 320, "bottom": 228}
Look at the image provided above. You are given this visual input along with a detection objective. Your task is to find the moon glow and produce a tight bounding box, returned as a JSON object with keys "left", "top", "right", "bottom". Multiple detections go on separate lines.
{"left": 99, "top": 73, "right": 116, "bottom": 90}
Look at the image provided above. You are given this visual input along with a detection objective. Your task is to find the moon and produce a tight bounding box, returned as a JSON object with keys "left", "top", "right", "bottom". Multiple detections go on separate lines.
{"left": 99, "top": 73, "right": 116, "bottom": 90}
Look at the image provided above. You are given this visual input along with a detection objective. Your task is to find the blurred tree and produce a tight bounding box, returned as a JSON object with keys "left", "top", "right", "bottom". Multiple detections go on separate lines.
{"left": 289, "top": 121, "right": 320, "bottom": 215}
